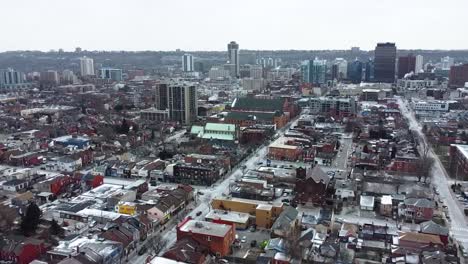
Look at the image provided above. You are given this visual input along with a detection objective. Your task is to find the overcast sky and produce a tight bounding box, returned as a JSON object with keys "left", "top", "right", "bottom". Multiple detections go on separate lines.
{"left": 2, "top": 0, "right": 467, "bottom": 52}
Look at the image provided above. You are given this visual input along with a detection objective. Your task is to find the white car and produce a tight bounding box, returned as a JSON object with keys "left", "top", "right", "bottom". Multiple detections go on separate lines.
{"left": 241, "top": 236, "right": 247, "bottom": 243}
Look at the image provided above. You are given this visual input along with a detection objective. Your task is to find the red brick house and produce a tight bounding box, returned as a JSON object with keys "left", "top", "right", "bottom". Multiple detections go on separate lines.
{"left": 176, "top": 219, "right": 235, "bottom": 257}
{"left": 0, "top": 237, "right": 47, "bottom": 264}
{"left": 401, "top": 198, "right": 434, "bottom": 222}
{"left": 397, "top": 232, "right": 444, "bottom": 253}
{"left": 163, "top": 237, "right": 208, "bottom": 264}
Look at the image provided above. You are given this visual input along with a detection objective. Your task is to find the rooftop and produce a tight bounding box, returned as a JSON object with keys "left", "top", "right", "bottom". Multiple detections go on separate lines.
{"left": 205, "top": 209, "right": 250, "bottom": 224}
{"left": 178, "top": 219, "right": 232, "bottom": 237}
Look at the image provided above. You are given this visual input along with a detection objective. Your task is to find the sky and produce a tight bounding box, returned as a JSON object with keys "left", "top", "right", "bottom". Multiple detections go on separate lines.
{"left": 2, "top": 0, "right": 468, "bottom": 52}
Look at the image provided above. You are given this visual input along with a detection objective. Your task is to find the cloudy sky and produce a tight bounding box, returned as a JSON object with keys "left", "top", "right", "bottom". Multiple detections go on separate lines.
{"left": 2, "top": 0, "right": 467, "bottom": 51}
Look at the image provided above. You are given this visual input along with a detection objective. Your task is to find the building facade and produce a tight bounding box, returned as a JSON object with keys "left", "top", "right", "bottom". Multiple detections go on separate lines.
{"left": 182, "top": 54, "right": 194, "bottom": 72}
{"left": 348, "top": 60, "right": 363, "bottom": 84}
{"left": 398, "top": 54, "right": 416, "bottom": 78}
{"left": 155, "top": 80, "right": 198, "bottom": 125}
{"left": 449, "top": 64, "right": 468, "bottom": 87}
{"left": 79, "top": 56, "right": 95, "bottom": 76}
{"left": 227, "top": 41, "right": 239, "bottom": 78}
{"left": 99, "top": 68, "right": 123, "bottom": 82}
{"left": 374, "top": 42, "right": 397, "bottom": 83}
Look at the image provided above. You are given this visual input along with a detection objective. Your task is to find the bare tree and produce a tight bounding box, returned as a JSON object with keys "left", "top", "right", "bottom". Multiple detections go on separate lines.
{"left": 416, "top": 139, "right": 434, "bottom": 183}
{"left": 0, "top": 204, "right": 17, "bottom": 233}
{"left": 283, "top": 228, "right": 302, "bottom": 260}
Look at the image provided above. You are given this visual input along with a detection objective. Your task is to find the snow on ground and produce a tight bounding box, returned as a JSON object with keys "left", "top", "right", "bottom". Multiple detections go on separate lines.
{"left": 397, "top": 97, "right": 468, "bottom": 244}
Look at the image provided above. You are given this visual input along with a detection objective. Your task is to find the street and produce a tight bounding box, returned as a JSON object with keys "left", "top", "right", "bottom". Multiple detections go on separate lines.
{"left": 130, "top": 120, "right": 293, "bottom": 263}
{"left": 397, "top": 97, "right": 468, "bottom": 245}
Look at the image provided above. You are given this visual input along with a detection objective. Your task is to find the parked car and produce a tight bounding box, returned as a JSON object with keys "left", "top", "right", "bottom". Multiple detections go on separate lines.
{"left": 138, "top": 246, "right": 147, "bottom": 255}
{"left": 249, "top": 226, "right": 256, "bottom": 232}
{"left": 241, "top": 236, "right": 246, "bottom": 243}
{"left": 196, "top": 211, "right": 203, "bottom": 216}
{"left": 251, "top": 240, "right": 257, "bottom": 247}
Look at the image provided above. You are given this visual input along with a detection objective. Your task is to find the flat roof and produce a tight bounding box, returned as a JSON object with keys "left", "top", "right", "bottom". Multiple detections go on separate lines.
{"left": 214, "top": 196, "right": 283, "bottom": 208}
{"left": 150, "top": 257, "right": 187, "bottom": 264}
{"left": 269, "top": 137, "right": 299, "bottom": 150}
{"left": 179, "top": 220, "right": 231, "bottom": 237}
{"left": 205, "top": 209, "right": 250, "bottom": 224}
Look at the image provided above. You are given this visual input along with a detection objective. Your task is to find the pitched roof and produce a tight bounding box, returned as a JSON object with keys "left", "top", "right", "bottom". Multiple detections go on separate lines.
{"left": 306, "top": 166, "right": 331, "bottom": 185}
{"left": 404, "top": 198, "right": 434, "bottom": 208}
{"left": 225, "top": 111, "right": 278, "bottom": 121}
{"left": 162, "top": 237, "right": 207, "bottom": 263}
{"left": 232, "top": 97, "right": 285, "bottom": 112}
{"left": 420, "top": 221, "right": 449, "bottom": 236}
{"left": 272, "top": 206, "right": 299, "bottom": 231}
{"left": 399, "top": 232, "right": 443, "bottom": 245}
{"left": 204, "top": 123, "right": 235, "bottom": 132}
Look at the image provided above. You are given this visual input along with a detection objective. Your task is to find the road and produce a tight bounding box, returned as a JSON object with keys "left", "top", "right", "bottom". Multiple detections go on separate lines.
{"left": 397, "top": 97, "right": 468, "bottom": 245}
{"left": 131, "top": 121, "right": 293, "bottom": 263}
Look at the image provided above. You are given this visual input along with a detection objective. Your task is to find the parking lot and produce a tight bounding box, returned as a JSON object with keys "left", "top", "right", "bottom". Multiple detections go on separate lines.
{"left": 231, "top": 228, "right": 271, "bottom": 258}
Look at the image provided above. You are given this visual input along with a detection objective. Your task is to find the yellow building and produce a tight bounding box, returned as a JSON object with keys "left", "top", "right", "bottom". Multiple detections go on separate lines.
{"left": 116, "top": 202, "right": 137, "bottom": 216}
{"left": 211, "top": 197, "right": 283, "bottom": 229}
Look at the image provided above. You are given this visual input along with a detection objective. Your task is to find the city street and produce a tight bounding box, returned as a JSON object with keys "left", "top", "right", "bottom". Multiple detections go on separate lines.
{"left": 131, "top": 120, "right": 294, "bottom": 263}
{"left": 397, "top": 97, "right": 468, "bottom": 245}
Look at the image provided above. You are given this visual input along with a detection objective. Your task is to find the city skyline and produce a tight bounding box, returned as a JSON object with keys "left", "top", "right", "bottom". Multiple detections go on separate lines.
{"left": 1, "top": 0, "right": 467, "bottom": 52}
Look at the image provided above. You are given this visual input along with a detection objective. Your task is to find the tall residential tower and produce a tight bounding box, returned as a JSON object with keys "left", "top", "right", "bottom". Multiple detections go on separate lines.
{"left": 374, "top": 43, "right": 397, "bottom": 83}
{"left": 227, "top": 41, "right": 239, "bottom": 78}
{"left": 79, "top": 57, "right": 95, "bottom": 76}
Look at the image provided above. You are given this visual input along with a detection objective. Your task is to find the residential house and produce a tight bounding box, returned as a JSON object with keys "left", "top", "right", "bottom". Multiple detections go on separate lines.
{"left": 162, "top": 237, "right": 208, "bottom": 264}
{"left": 271, "top": 206, "right": 299, "bottom": 238}
{"left": 400, "top": 198, "right": 434, "bottom": 222}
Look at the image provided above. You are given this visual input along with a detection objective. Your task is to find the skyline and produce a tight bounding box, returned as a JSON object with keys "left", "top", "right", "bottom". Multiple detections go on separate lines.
{"left": 2, "top": 0, "right": 468, "bottom": 52}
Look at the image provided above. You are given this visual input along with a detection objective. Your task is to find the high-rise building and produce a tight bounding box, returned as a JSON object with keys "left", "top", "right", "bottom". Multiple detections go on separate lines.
{"left": 374, "top": 42, "right": 397, "bottom": 83}
{"left": 62, "top": 70, "right": 78, "bottom": 84}
{"left": 301, "top": 59, "right": 327, "bottom": 85}
{"left": 227, "top": 41, "right": 239, "bottom": 78}
{"left": 449, "top": 64, "right": 468, "bottom": 88}
{"left": 0, "top": 68, "right": 25, "bottom": 89}
{"left": 40, "top": 70, "right": 59, "bottom": 85}
{"left": 441, "top": 56, "right": 455, "bottom": 70}
{"left": 155, "top": 80, "right": 198, "bottom": 125}
{"left": 182, "top": 54, "right": 194, "bottom": 72}
{"left": 250, "top": 65, "right": 263, "bottom": 79}
{"left": 415, "top": 55, "right": 424, "bottom": 75}
{"left": 332, "top": 58, "right": 348, "bottom": 80}
{"left": 364, "top": 59, "right": 375, "bottom": 82}
{"left": 99, "top": 68, "right": 123, "bottom": 82}
{"left": 79, "top": 57, "right": 94, "bottom": 76}
{"left": 397, "top": 54, "right": 416, "bottom": 79}
{"left": 348, "top": 60, "right": 363, "bottom": 84}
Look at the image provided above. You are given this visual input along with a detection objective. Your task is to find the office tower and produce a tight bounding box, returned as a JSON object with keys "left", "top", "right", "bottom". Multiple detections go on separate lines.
{"left": 301, "top": 59, "right": 327, "bottom": 85}
{"left": 62, "top": 70, "right": 78, "bottom": 84}
{"left": 415, "top": 55, "right": 424, "bottom": 74}
{"left": 397, "top": 54, "right": 416, "bottom": 79}
{"left": 449, "top": 64, "right": 468, "bottom": 87}
{"left": 99, "top": 68, "right": 123, "bottom": 82}
{"left": 79, "top": 56, "right": 95, "bottom": 76}
{"left": 374, "top": 42, "right": 397, "bottom": 83}
{"left": 182, "top": 54, "right": 194, "bottom": 72}
{"left": 227, "top": 41, "right": 239, "bottom": 78}
{"left": 332, "top": 58, "right": 348, "bottom": 80}
{"left": 194, "top": 62, "right": 205, "bottom": 73}
{"left": 40, "top": 70, "right": 59, "bottom": 85}
{"left": 348, "top": 60, "right": 363, "bottom": 84}
{"left": 441, "top": 56, "right": 455, "bottom": 70}
{"left": 0, "top": 68, "right": 25, "bottom": 89}
{"left": 155, "top": 80, "right": 198, "bottom": 125}
{"left": 365, "top": 59, "right": 375, "bottom": 82}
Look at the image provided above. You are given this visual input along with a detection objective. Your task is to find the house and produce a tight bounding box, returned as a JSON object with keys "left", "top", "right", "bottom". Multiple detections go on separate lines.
{"left": 55, "top": 155, "right": 82, "bottom": 172}
{"left": 176, "top": 219, "right": 235, "bottom": 257}
{"left": 400, "top": 198, "right": 434, "bottom": 222}
{"left": 0, "top": 236, "right": 47, "bottom": 264}
{"left": 271, "top": 206, "right": 299, "bottom": 238}
{"left": 380, "top": 195, "right": 393, "bottom": 216}
{"left": 2, "top": 179, "right": 28, "bottom": 192}
{"left": 295, "top": 166, "right": 331, "bottom": 205}
{"left": 100, "top": 225, "right": 136, "bottom": 257}
{"left": 420, "top": 220, "right": 449, "bottom": 245}
{"left": 396, "top": 232, "right": 444, "bottom": 253}
{"left": 162, "top": 237, "right": 208, "bottom": 264}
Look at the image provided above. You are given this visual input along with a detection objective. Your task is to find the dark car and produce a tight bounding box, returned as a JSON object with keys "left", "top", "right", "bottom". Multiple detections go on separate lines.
{"left": 250, "top": 240, "right": 257, "bottom": 247}
{"left": 138, "top": 246, "right": 147, "bottom": 255}
{"left": 196, "top": 211, "right": 203, "bottom": 216}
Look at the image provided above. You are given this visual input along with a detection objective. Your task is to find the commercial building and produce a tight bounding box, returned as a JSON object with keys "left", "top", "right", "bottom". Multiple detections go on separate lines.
{"left": 40, "top": 70, "right": 59, "bottom": 85}
{"left": 176, "top": 218, "right": 235, "bottom": 256}
{"left": 99, "top": 68, "right": 123, "bottom": 82}
{"left": 441, "top": 56, "right": 454, "bottom": 70}
{"left": 0, "top": 68, "right": 28, "bottom": 90}
{"left": 268, "top": 137, "right": 303, "bottom": 161}
{"left": 190, "top": 123, "right": 238, "bottom": 142}
{"left": 398, "top": 54, "right": 416, "bottom": 78}
{"left": 155, "top": 80, "right": 198, "bottom": 125}
{"left": 140, "top": 107, "right": 169, "bottom": 123}
{"left": 306, "top": 97, "right": 357, "bottom": 118}
{"left": 182, "top": 53, "right": 194, "bottom": 72}
{"left": 79, "top": 56, "right": 94, "bottom": 76}
{"left": 374, "top": 42, "right": 397, "bottom": 83}
{"left": 415, "top": 55, "right": 424, "bottom": 74}
{"left": 348, "top": 60, "right": 363, "bottom": 84}
{"left": 205, "top": 209, "right": 250, "bottom": 229}
{"left": 449, "top": 64, "right": 468, "bottom": 88}
{"left": 332, "top": 58, "right": 347, "bottom": 80}
{"left": 208, "top": 66, "right": 230, "bottom": 79}
{"left": 211, "top": 196, "right": 284, "bottom": 229}
{"left": 365, "top": 59, "right": 375, "bottom": 82}
{"left": 61, "top": 70, "right": 78, "bottom": 84}
{"left": 302, "top": 59, "right": 327, "bottom": 85}
{"left": 411, "top": 100, "right": 451, "bottom": 112}
{"left": 449, "top": 144, "right": 468, "bottom": 181}
{"left": 227, "top": 41, "right": 240, "bottom": 78}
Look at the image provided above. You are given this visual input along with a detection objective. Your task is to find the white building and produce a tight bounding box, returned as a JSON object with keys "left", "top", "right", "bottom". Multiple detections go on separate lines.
{"left": 415, "top": 55, "right": 424, "bottom": 74}
{"left": 396, "top": 79, "right": 438, "bottom": 90}
{"left": 62, "top": 70, "right": 78, "bottom": 84}
{"left": 182, "top": 54, "right": 194, "bottom": 72}
{"left": 334, "top": 58, "right": 348, "bottom": 79}
{"left": 412, "top": 100, "right": 451, "bottom": 112}
{"left": 441, "top": 56, "right": 454, "bottom": 70}
{"left": 242, "top": 78, "right": 266, "bottom": 91}
{"left": 250, "top": 65, "right": 263, "bottom": 79}
{"left": 79, "top": 56, "right": 94, "bottom": 76}
{"left": 208, "top": 66, "right": 230, "bottom": 79}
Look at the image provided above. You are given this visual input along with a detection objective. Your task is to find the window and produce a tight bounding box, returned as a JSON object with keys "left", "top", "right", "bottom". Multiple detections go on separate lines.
{"left": 207, "top": 236, "right": 211, "bottom": 241}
